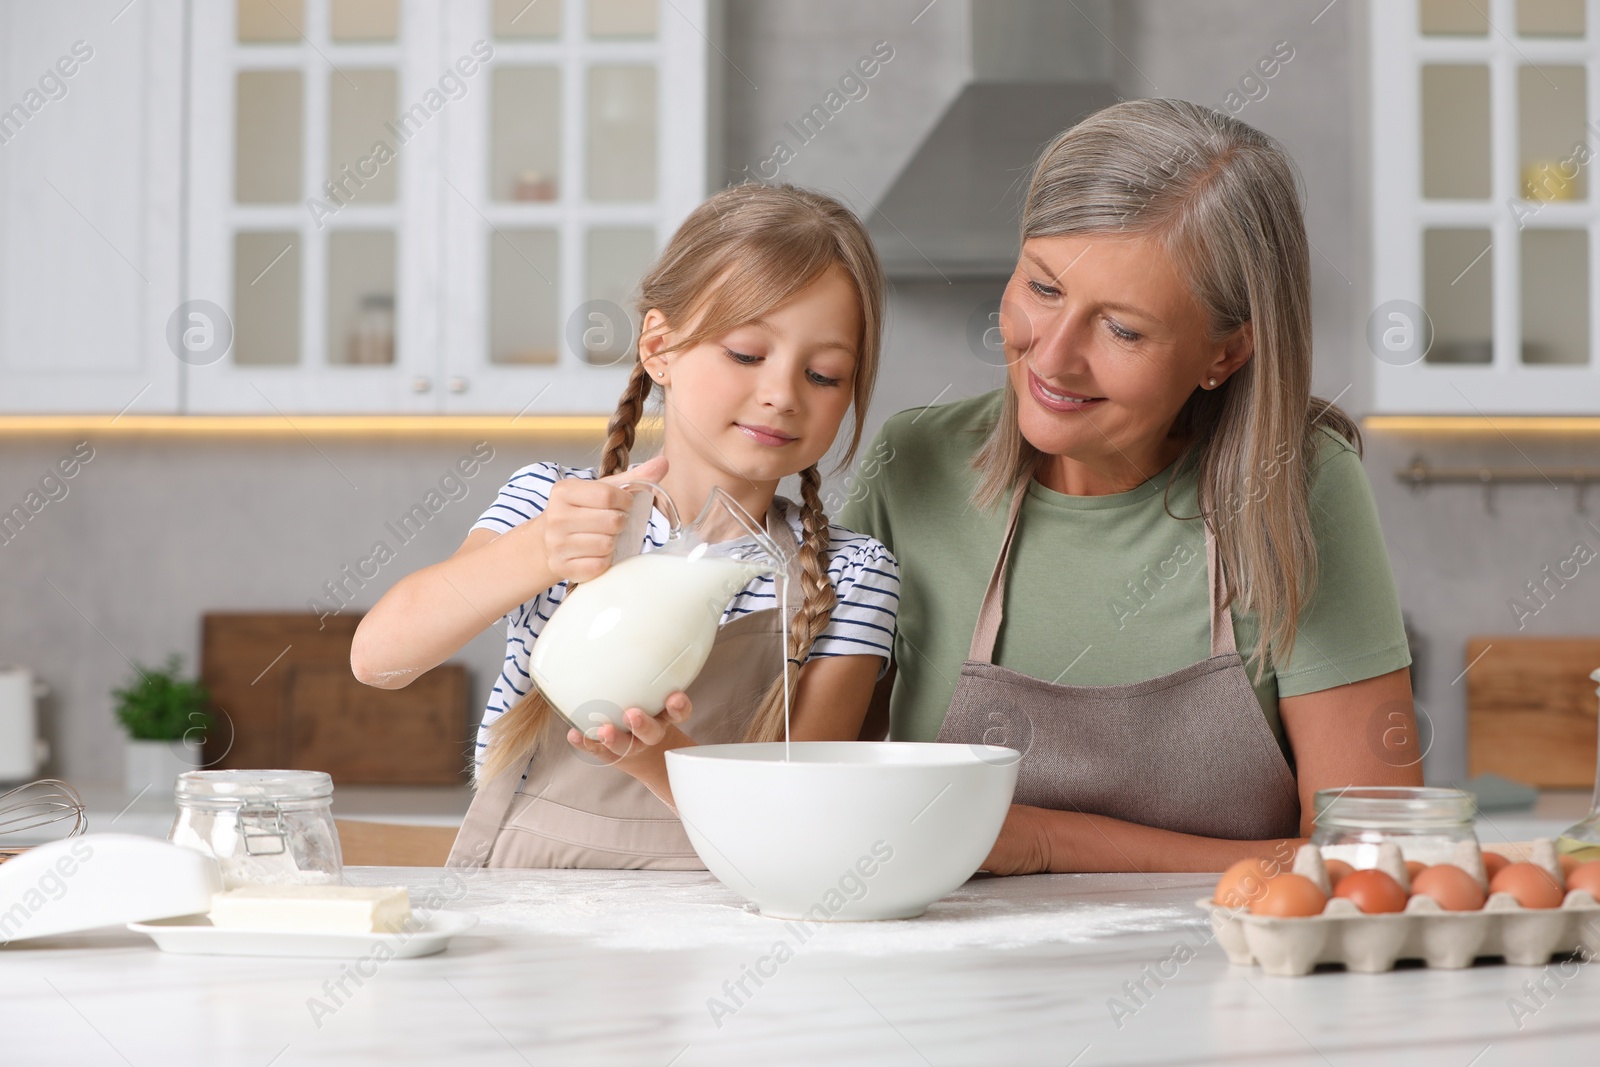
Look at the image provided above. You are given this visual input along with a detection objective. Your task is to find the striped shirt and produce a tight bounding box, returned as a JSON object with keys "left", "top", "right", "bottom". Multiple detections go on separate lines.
{"left": 470, "top": 461, "right": 901, "bottom": 785}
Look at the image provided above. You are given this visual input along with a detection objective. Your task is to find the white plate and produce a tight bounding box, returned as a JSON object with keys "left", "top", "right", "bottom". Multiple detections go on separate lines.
{"left": 127, "top": 910, "right": 479, "bottom": 959}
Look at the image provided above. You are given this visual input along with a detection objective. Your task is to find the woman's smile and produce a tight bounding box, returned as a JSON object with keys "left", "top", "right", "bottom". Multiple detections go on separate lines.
{"left": 1026, "top": 366, "right": 1106, "bottom": 413}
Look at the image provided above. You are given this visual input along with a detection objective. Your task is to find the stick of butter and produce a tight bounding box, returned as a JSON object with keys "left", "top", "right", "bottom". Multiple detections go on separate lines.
{"left": 208, "top": 885, "right": 412, "bottom": 934}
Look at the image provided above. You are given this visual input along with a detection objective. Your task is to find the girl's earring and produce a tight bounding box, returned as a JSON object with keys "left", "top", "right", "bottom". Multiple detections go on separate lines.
{"left": 1207, "top": 378, "right": 1217, "bottom": 388}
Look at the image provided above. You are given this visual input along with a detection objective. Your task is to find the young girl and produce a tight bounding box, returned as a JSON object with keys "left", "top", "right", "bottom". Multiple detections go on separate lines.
{"left": 350, "top": 183, "right": 899, "bottom": 869}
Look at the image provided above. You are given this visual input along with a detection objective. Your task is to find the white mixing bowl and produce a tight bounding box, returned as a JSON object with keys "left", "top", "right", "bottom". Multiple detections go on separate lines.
{"left": 665, "top": 741, "right": 1020, "bottom": 921}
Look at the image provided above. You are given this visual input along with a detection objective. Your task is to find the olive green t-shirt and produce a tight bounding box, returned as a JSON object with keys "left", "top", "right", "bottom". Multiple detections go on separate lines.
{"left": 839, "top": 390, "right": 1412, "bottom": 761}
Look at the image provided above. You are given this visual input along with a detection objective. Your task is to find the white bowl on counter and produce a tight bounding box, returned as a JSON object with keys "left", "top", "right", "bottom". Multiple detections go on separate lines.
{"left": 665, "top": 741, "right": 1019, "bottom": 921}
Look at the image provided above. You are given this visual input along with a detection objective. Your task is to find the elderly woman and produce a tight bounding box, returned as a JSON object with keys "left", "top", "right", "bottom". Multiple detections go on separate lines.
{"left": 841, "top": 98, "right": 1422, "bottom": 875}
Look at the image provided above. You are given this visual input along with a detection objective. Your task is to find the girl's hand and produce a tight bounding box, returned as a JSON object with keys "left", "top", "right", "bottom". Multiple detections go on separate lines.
{"left": 980, "top": 804, "right": 1055, "bottom": 876}
{"left": 541, "top": 454, "right": 668, "bottom": 584}
{"left": 566, "top": 691, "right": 696, "bottom": 806}
{"left": 573, "top": 690, "right": 694, "bottom": 757}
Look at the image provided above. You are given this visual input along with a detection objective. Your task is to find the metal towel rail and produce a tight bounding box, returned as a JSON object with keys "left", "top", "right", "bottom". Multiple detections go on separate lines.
{"left": 1397, "top": 456, "right": 1600, "bottom": 515}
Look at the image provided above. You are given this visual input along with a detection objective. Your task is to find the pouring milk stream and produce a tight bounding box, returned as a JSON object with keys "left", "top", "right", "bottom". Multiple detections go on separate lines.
{"left": 526, "top": 479, "right": 795, "bottom": 755}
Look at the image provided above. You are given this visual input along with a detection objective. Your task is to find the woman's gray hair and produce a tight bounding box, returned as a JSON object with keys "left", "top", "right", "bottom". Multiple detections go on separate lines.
{"left": 972, "top": 97, "right": 1359, "bottom": 677}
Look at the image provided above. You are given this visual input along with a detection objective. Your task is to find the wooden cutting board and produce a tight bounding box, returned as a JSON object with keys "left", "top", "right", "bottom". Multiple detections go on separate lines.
{"left": 201, "top": 613, "right": 471, "bottom": 785}
{"left": 288, "top": 664, "right": 467, "bottom": 784}
{"left": 1466, "top": 636, "right": 1600, "bottom": 787}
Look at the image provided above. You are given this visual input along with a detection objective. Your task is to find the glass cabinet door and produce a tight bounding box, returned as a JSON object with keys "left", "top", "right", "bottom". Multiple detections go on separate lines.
{"left": 440, "top": 0, "right": 708, "bottom": 414}
{"left": 187, "top": 0, "right": 434, "bottom": 412}
{"left": 189, "top": 0, "right": 708, "bottom": 414}
{"left": 1371, "top": 0, "right": 1600, "bottom": 412}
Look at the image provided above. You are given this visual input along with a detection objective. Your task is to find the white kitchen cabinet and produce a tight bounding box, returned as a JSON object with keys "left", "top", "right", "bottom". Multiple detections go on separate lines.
{"left": 185, "top": 0, "right": 439, "bottom": 413}
{"left": 1370, "top": 0, "right": 1600, "bottom": 413}
{"left": 184, "top": 0, "right": 710, "bottom": 415}
{"left": 0, "top": 0, "right": 184, "bottom": 415}
{"left": 437, "top": 0, "right": 710, "bottom": 414}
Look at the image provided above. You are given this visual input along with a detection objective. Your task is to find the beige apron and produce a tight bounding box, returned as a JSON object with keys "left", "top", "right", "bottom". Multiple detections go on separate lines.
{"left": 935, "top": 480, "right": 1302, "bottom": 841}
{"left": 448, "top": 503, "right": 803, "bottom": 869}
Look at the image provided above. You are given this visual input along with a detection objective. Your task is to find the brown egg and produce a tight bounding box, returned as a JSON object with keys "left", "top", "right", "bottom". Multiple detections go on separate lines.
{"left": 1566, "top": 860, "right": 1600, "bottom": 899}
{"left": 1324, "top": 858, "right": 1355, "bottom": 888}
{"left": 1332, "top": 868, "right": 1409, "bottom": 914}
{"left": 1249, "top": 873, "right": 1328, "bottom": 918}
{"left": 1489, "top": 862, "right": 1565, "bottom": 909}
{"left": 1482, "top": 851, "right": 1512, "bottom": 879}
{"left": 1409, "top": 863, "right": 1486, "bottom": 911}
{"left": 1405, "top": 860, "right": 1429, "bottom": 881}
{"left": 1214, "top": 857, "right": 1276, "bottom": 908}
{"left": 1558, "top": 854, "right": 1580, "bottom": 877}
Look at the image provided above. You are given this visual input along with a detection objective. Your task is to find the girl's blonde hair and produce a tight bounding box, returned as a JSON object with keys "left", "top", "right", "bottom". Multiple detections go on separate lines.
{"left": 972, "top": 98, "right": 1360, "bottom": 678}
{"left": 481, "top": 183, "right": 886, "bottom": 782}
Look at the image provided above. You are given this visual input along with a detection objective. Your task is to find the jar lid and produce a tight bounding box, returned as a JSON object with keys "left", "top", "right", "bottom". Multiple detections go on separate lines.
{"left": 175, "top": 769, "right": 334, "bottom": 802}
{"left": 1313, "top": 786, "right": 1476, "bottom": 827}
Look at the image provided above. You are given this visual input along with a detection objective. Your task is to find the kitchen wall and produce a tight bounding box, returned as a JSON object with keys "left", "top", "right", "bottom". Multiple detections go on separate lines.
{"left": 4, "top": 0, "right": 1594, "bottom": 786}
{"left": 0, "top": 430, "right": 582, "bottom": 785}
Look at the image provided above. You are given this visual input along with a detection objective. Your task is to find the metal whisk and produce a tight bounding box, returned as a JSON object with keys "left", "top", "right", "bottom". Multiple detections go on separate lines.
{"left": 0, "top": 778, "right": 87, "bottom": 853}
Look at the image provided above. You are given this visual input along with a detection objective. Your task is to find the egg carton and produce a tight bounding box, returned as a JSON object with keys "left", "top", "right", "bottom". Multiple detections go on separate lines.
{"left": 1199, "top": 838, "right": 1600, "bottom": 976}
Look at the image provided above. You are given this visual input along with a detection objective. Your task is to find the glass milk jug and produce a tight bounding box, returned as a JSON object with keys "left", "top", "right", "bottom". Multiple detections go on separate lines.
{"left": 527, "top": 481, "right": 791, "bottom": 738}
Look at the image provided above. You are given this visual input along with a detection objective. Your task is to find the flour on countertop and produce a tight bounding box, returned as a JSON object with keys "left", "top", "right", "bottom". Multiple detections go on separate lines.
{"left": 356, "top": 869, "right": 1206, "bottom": 955}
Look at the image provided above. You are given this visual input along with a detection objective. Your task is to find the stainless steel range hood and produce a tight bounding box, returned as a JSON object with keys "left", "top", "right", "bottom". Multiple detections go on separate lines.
{"left": 868, "top": 1, "right": 1119, "bottom": 280}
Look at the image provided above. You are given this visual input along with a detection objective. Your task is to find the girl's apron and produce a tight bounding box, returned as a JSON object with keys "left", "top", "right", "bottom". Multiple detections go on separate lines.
{"left": 935, "top": 480, "right": 1302, "bottom": 840}
{"left": 448, "top": 504, "right": 803, "bottom": 869}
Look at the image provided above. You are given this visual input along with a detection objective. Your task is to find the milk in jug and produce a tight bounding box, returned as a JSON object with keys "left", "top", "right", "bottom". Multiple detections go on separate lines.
{"left": 527, "top": 481, "right": 789, "bottom": 738}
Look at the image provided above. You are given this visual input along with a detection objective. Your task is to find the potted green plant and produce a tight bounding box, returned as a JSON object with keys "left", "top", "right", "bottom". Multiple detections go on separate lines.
{"left": 113, "top": 654, "right": 214, "bottom": 796}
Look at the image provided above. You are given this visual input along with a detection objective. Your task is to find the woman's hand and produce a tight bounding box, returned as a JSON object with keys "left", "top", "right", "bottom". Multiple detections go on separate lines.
{"left": 565, "top": 690, "right": 696, "bottom": 807}
{"left": 980, "top": 804, "right": 1055, "bottom": 876}
{"left": 542, "top": 454, "right": 667, "bottom": 584}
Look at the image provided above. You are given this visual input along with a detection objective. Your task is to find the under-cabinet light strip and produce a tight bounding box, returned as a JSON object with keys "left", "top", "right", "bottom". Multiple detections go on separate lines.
{"left": 0, "top": 415, "right": 633, "bottom": 437}
{"left": 1365, "top": 415, "right": 1600, "bottom": 433}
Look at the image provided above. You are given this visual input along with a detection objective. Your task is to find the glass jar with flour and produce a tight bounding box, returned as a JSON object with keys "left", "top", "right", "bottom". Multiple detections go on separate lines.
{"left": 1310, "top": 786, "right": 1479, "bottom": 869}
{"left": 169, "top": 769, "right": 342, "bottom": 888}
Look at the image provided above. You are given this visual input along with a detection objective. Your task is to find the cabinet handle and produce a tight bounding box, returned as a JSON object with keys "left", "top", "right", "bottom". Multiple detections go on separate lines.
{"left": 412, "top": 377, "right": 432, "bottom": 393}
{"left": 448, "top": 377, "right": 468, "bottom": 394}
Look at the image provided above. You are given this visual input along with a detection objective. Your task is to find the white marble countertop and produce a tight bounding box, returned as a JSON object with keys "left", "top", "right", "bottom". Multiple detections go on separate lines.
{"left": 5, "top": 861, "right": 1599, "bottom": 1066}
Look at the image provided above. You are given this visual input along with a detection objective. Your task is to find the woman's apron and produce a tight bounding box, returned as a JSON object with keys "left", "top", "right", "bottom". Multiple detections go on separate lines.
{"left": 448, "top": 504, "right": 803, "bottom": 869}
{"left": 935, "top": 480, "right": 1302, "bottom": 840}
